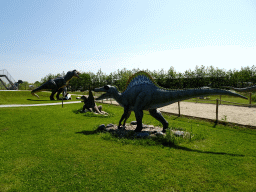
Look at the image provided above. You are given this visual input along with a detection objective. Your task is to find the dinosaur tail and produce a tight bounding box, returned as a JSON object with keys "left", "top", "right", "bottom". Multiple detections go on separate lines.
{"left": 173, "top": 88, "right": 248, "bottom": 101}
{"left": 31, "top": 84, "right": 50, "bottom": 99}
{"left": 31, "top": 92, "right": 40, "bottom": 99}
{"left": 151, "top": 88, "right": 248, "bottom": 109}
{"left": 31, "top": 87, "right": 42, "bottom": 98}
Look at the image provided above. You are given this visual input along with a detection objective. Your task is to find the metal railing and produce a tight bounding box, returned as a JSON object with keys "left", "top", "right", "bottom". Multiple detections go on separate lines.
{"left": 0, "top": 69, "right": 15, "bottom": 89}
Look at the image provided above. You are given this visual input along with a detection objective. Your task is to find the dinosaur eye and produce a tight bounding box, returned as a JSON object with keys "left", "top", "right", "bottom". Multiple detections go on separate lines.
{"left": 104, "top": 85, "right": 109, "bottom": 90}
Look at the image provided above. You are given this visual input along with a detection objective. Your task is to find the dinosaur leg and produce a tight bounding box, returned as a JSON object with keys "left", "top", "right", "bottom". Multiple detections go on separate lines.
{"left": 133, "top": 92, "right": 151, "bottom": 132}
{"left": 97, "top": 105, "right": 102, "bottom": 112}
{"left": 122, "top": 111, "right": 131, "bottom": 127}
{"left": 50, "top": 90, "right": 57, "bottom": 100}
{"left": 93, "top": 105, "right": 102, "bottom": 114}
{"left": 118, "top": 106, "right": 130, "bottom": 129}
{"left": 149, "top": 109, "right": 169, "bottom": 133}
{"left": 134, "top": 109, "right": 143, "bottom": 132}
{"left": 56, "top": 89, "right": 63, "bottom": 100}
{"left": 82, "top": 105, "right": 92, "bottom": 113}
{"left": 134, "top": 92, "right": 149, "bottom": 132}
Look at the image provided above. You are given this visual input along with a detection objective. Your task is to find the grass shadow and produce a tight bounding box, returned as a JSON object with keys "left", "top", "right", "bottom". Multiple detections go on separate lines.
{"left": 76, "top": 130, "right": 100, "bottom": 135}
{"left": 72, "top": 108, "right": 112, "bottom": 118}
{"left": 165, "top": 143, "right": 245, "bottom": 157}
{"left": 98, "top": 128, "right": 245, "bottom": 157}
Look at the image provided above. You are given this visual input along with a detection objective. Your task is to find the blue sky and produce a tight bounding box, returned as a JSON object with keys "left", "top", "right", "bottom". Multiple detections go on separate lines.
{"left": 1, "top": 0, "right": 256, "bottom": 83}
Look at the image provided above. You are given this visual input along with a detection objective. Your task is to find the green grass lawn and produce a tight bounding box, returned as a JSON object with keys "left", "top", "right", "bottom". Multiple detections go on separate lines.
{"left": 0, "top": 91, "right": 80, "bottom": 105}
{"left": 1, "top": 97, "right": 256, "bottom": 191}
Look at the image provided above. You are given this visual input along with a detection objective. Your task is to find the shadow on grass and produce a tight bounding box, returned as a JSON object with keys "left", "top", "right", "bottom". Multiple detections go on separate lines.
{"left": 76, "top": 130, "right": 100, "bottom": 135}
{"left": 77, "top": 127, "right": 245, "bottom": 157}
{"left": 72, "top": 109, "right": 112, "bottom": 118}
{"left": 167, "top": 144, "right": 244, "bottom": 157}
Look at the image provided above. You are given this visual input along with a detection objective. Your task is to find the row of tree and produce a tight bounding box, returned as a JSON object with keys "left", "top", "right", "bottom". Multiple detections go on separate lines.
{"left": 15, "top": 65, "right": 256, "bottom": 91}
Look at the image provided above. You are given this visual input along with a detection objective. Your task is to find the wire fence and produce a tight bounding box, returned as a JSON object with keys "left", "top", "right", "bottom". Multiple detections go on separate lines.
{"left": 0, "top": 69, "right": 16, "bottom": 89}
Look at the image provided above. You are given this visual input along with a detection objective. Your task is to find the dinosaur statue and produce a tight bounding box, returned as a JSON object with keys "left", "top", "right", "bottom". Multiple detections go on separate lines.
{"left": 9, "top": 80, "right": 23, "bottom": 90}
{"left": 31, "top": 70, "right": 80, "bottom": 100}
{"left": 94, "top": 71, "right": 247, "bottom": 133}
{"left": 80, "top": 89, "right": 107, "bottom": 114}
{"left": 81, "top": 89, "right": 101, "bottom": 113}
{"left": 224, "top": 85, "right": 256, "bottom": 92}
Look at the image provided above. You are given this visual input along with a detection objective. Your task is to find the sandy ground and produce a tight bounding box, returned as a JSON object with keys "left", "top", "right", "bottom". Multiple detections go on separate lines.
{"left": 98, "top": 100, "right": 256, "bottom": 127}
{"left": 159, "top": 102, "right": 256, "bottom": 126}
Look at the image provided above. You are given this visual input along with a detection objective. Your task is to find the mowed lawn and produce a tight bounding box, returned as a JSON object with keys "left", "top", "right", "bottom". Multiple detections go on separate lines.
{"left": 0, "top": 92, "right": 256, "bottom": 191}
{"left": 0, "top": 91, "right": 80, "bottom": 105}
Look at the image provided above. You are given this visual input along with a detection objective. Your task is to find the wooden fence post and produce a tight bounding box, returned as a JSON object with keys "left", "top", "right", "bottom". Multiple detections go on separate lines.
{"left": 62, "top": 90, "right": 64, "bottom": 108}
{"left": 178, "top": 101, "right": 180, "bottom": 117}
{"left": 216, "top": 99, "right": 219, "bottom": 123}
{"left": 219, "top": 95, "right": 221, "bottom": 105}
{"left": 249, "top": 92, "right": 252, "bottom": 105}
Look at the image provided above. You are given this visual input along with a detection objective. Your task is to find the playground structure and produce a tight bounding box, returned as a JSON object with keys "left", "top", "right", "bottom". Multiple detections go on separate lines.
{"left": 0, "top": 69, "right": 22, "bottom": 90}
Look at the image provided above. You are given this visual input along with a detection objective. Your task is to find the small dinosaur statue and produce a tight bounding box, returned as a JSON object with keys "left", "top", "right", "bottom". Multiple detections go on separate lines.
{"left": 31, "top": 70, "right": 80, "bottom": 100}
{"left": 80, "top": 88, "right": 104, "bottom": 114}
{"left": 94, "top": 71, "right": 247, "bottom": 133}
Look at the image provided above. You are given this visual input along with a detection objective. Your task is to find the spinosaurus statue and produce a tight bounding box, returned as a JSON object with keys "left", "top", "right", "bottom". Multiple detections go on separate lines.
{"left": 31, "top": 70, "right": 80, "bottom": 100}
{"left": 94, "top": 71, "right": 248, "bottom": 133}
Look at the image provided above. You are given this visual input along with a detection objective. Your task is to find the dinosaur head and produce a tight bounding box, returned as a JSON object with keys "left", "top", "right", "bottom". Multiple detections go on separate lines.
{"left": 17, "top": 80, "right": 23, "bottom": 84}
{"left": 64, "top": 70, "right": 81, "bottom": 82}
{"left": 81, "top": 95, "right": 88, "bottom": 102}
{"left": 94, "top": 85, "right": 118, "bottom": 100}
{"left": 72, "top": 70, "right": 81, "bottom": 78}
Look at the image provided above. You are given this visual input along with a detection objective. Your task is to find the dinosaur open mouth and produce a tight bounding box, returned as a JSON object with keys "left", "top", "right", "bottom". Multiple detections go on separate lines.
{"left": 95, "top": 93, "right": 109, "bottom": 100}
{"left": 74, "top": 71, "right": 81, "bottom": 78}
{"left": 94, "top": 88, "right": 104, "bottom": 92}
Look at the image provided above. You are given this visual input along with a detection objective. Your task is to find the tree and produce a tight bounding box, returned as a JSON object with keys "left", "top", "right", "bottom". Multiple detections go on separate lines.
{"left": 167, "top": 66, "right": 177, "bottom": 79}
{"left": 19, "top": 81, "right": 29, "bottom": 90}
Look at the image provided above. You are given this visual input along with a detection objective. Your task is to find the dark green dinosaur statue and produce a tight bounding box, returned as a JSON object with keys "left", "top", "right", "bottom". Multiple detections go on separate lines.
{"left": 80, "top": 88, "right": 103, "bottom": 114}
{"left": 94, "top": 71, "right": 248, "bottom": 133}
{"left": 31, "top": 70, "right": 80, "bottom": 100}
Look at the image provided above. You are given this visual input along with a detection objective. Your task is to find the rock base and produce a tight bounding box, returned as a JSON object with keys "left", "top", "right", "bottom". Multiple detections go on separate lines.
{"left": 97, "top": 122, "right": 191, "bottom": 139}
